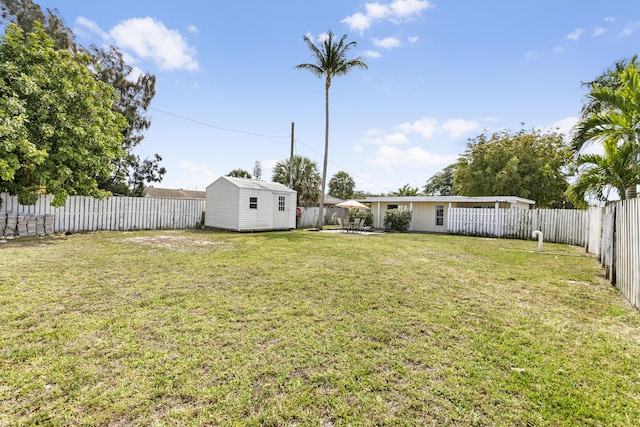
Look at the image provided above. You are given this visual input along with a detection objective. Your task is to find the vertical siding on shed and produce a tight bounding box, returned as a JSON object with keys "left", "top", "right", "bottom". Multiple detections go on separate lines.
{"left": 237, "top": 188, "right": 274, "bottom": 230}
{"left": 205, "top": 179, "right": 240, "bottom": 230}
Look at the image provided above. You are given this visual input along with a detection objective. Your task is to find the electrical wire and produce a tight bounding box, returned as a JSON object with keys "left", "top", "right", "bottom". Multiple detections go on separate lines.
{"left": 149, "top": 107, "right": 290, "bottom": 139}
{"left": 150, "top": 106, "right": 392, "bottom": 194}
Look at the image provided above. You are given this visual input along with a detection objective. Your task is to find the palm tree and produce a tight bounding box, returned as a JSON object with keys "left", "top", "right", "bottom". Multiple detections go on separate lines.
{"left": 272, "top": 155, "right": 321, "bottom": 207}
{"left": 570, "top": 138, "right": 640, "bottom": 203}
{"left": 328, "top": 171, "right": 355, "bottom": 199}
{"left": 572, "top": 59, "right": 640, "bottom": 199}
{"left": 295, "top": 31, "right": 368, "bottom": 228}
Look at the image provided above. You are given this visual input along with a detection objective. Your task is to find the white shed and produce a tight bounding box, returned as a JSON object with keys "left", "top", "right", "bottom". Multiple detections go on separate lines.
{"left": 205, "top": 176, "right": 297, "bottom": 232}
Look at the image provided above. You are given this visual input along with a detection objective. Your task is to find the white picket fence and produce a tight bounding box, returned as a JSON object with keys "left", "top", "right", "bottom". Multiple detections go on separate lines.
{"left": 1, "top": 193, "right": 205, "bottom": 233}
{"left": 447, "top": 208, "right": 589, "bottom": 246}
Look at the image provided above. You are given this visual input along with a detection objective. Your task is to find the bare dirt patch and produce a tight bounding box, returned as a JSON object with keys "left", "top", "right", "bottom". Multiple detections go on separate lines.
{"left": 123, "top": 234, "right": 228, "bottom": 252}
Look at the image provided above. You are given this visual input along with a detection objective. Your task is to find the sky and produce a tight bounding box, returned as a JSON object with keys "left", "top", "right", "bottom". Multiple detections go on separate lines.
{"left": 30, "top": 0, "right": 640, "bottom": 194}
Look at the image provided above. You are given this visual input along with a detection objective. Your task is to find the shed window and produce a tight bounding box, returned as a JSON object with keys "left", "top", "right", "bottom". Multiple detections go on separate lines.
{"left": 278, "top": 196, "right": 285, "bottom": 211}
{"left": 435, "top": 205, "right": 444, "bottom": 226}
{"left": 249, "top": 197, "right": 258, "bottom": 209}
{"left": 387, "top": 204, "right": 398, "bottom": 210}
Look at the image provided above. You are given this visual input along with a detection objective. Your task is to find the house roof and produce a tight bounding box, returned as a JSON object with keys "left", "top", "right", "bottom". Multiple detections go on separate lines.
{"left": 323, "top": 195, "right": 345, "bottom": 206}
{"left": 364, "top": 195, "right": 536, "bottom": 205}
{"left": 144, "top": 186, "right": 205, "bottom": 199}
{"left": 208, "top": 176, "right": 296, "bottom": 193}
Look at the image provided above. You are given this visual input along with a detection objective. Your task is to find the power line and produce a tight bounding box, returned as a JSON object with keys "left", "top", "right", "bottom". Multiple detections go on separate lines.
{"left": 150, "top": 106, "right": 392, "bottom": 193}
{"left": 149, "top": 107, "right": 290, "bottom": 139}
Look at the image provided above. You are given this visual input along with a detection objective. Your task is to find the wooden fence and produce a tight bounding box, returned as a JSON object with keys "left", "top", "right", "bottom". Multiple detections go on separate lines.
{"left": 447, "top": 208, "right": 589, "bottom": 246}
{"left": 597, "top": 199, "right": 640, "bottom": 309}
{"left": 1, "top": 193, "right": 205, "bottom": 233}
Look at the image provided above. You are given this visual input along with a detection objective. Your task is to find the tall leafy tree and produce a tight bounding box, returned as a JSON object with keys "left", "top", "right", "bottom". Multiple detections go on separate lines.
{"left": 572, "top": 57, "right": 640, "bottom": 199}
{"left": 0, "top": 0, "right": 74, "bottom": 50}
{"left": 272, "top": 156, "right": 321, "bottom": 207}
{"left": 328, "top": 171, "right": 355, "bottom": 199}
{"left": 454, "top": 128, "right": 572, "bottom": 208}
{"left": 423, "top": 164, "right": 457, "bottom": 196}
{"left": 90, "top": 46, "right": 164, "bottom": 196}
{"left": 295, "top": 31, "right": 367, "bottom": 228}
{"left": 1, "top": 0, "right": 164, "bottom": 196}
{"left": 0, "top": 23, "right": 127, "bottom": 206}
{"left": 253, "top": 161, "right": 262, "bottom": 180}
{"left": 226, "top": 169, "right": 252, "bottom": 178}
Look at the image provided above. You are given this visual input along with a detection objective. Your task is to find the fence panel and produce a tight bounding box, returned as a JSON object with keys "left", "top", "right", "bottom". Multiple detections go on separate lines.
{"left": 1, "top": 193, "right": 205, "bottom": 234}
{"left": 448, "top": 208, "right": 588, "bottom": 245}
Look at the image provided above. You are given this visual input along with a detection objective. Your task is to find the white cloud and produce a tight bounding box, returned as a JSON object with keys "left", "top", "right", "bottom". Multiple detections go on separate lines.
{"left": 317, "top": 32, "right": 330, "bottom": 42}
{"left": 362, "top": 129, "right": 409, "bottom": 145}
{"left": 546, "top": 116, "right": 578, "bottom": 137}
{"left": 395, "top": 117, "right": 479, "bottom": 140}
{"left": 373, "top": 37, "right": 402, "bottom": 48}
{"left": 441, "top": 119, "right": 480, "bottom": 138}
{"left": 368, "top": 145, "right": 457, "bottom": 170}
{"left": 341, "top": 12, "right": 372, "bottom": 34}
{"left": 74, "top": 16, "right": 199, "bottom": 73}
{"left": 554, "top": 46, "right": 566, "bottom": 53}
{"left": 566, "top": 28, "right": 584, "bottom": 41}
{"left": 342, "top": 0, "right": 432, "bottom": 33}
{"left": 593, "top": 26, "right": 606, "bottom": 36}
{"left": 187, "top": 25, "right": 198, "bottom": 33}
{"left": 408, "top": 36, "right": 419, "bottom": 43}
{"left": 619, "top": 23, "right": 638, "bottom": 38}
{"left": 365, "top": 3, "right": 390, "bottom": 19}
{"left": 363, "top": 50, "right": 382, "bottom": 58}
{"left": 110, "top": 17, "right": 199, "bottom": 71}
{"left": 176, "top": 160, "right": 217, "bottom": 190}
{"left": 397, "top": 117, "right": 440, "bottom": 139}
{"left": 75, "top": 16, "right": 109, "bottom": 41}
{"left": 390, "top": 0, "right": 432, "bottom": 19}
{"left": 604, "top": 16, "right": 616, "bottom": 23}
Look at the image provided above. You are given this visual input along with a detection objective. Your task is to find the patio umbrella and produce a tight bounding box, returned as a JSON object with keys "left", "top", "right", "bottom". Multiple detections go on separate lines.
{"left": 335, "top": 199, "right": 370, "bottom": 210}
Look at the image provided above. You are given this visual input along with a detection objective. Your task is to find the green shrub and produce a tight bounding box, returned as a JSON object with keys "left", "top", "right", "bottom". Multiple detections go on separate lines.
{"left": 349, "top": 210, "right": 373, "bottom": 226}
{"left": 383, "top": 209, "right": 412, "bottom": 232}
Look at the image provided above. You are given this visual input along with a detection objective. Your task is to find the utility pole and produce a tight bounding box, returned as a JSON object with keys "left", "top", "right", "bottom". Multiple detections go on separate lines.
{"left": 289, "top": 122, "right": 294, "bottom": 188}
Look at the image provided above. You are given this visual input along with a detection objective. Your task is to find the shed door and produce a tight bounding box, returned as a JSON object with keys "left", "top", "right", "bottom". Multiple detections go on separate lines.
{"left": 273, "top": 194, "right": 289, "bottom": 229}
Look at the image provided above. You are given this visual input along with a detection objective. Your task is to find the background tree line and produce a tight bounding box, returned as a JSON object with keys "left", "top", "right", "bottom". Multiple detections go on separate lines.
{"left": 0, "top": 0, "right": 164, "bottom": 206}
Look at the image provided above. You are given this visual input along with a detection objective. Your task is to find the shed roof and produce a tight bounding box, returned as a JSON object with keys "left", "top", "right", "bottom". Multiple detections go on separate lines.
{"left": 208, "top": 176, "right": 296, "bottom": 193}
{"left": 364, "top": 195, "right": 535, "bottom": 205}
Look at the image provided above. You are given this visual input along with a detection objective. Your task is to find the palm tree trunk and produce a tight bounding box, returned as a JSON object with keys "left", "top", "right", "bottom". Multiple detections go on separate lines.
{"left": 317, "top": 79, "right": 330, "bottom": 229}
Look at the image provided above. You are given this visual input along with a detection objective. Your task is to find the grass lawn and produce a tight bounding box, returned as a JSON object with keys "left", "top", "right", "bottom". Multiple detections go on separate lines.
{"left": 1, "top": 229, "right": 640, "bottom": 426}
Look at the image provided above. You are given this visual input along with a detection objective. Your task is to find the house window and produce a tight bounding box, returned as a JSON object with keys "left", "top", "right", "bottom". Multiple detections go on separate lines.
{"left": 278, "top": 196, "right": 285, "bottom": 211}
{"left": 387, "top": 204, "right": 398, "bottom": 210}
{"left": 249, "top": 197, "right": 258, "bottom": 209}
{"left": 435, "top": 205, "right": 444, "bottom": 226}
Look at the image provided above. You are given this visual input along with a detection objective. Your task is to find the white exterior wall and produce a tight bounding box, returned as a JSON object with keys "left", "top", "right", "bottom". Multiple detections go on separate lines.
{"left": 205, "top": 179, "right": 240, "bottom": 230}
{"left": 410, "top": 203, "right": 447, "bottom": 233}
{"left": 371, "top": 200, "right": 528, "bottom": 233}
{"left": 237, "top": 188, "right": 274, "bottom": 231}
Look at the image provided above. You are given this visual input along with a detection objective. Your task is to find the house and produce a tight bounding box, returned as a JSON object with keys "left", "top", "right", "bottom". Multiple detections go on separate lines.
{"left": 319, "top": 194, "right": 345, "bottom": 207}
{"left": 144, "top": 186, "right": 205, "bottom": 199}
{"left": 205, "top": 176, "right": 297, "bottom": 232}
{"left": 364, "top": 195, "right": 535, "bottom": 233}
